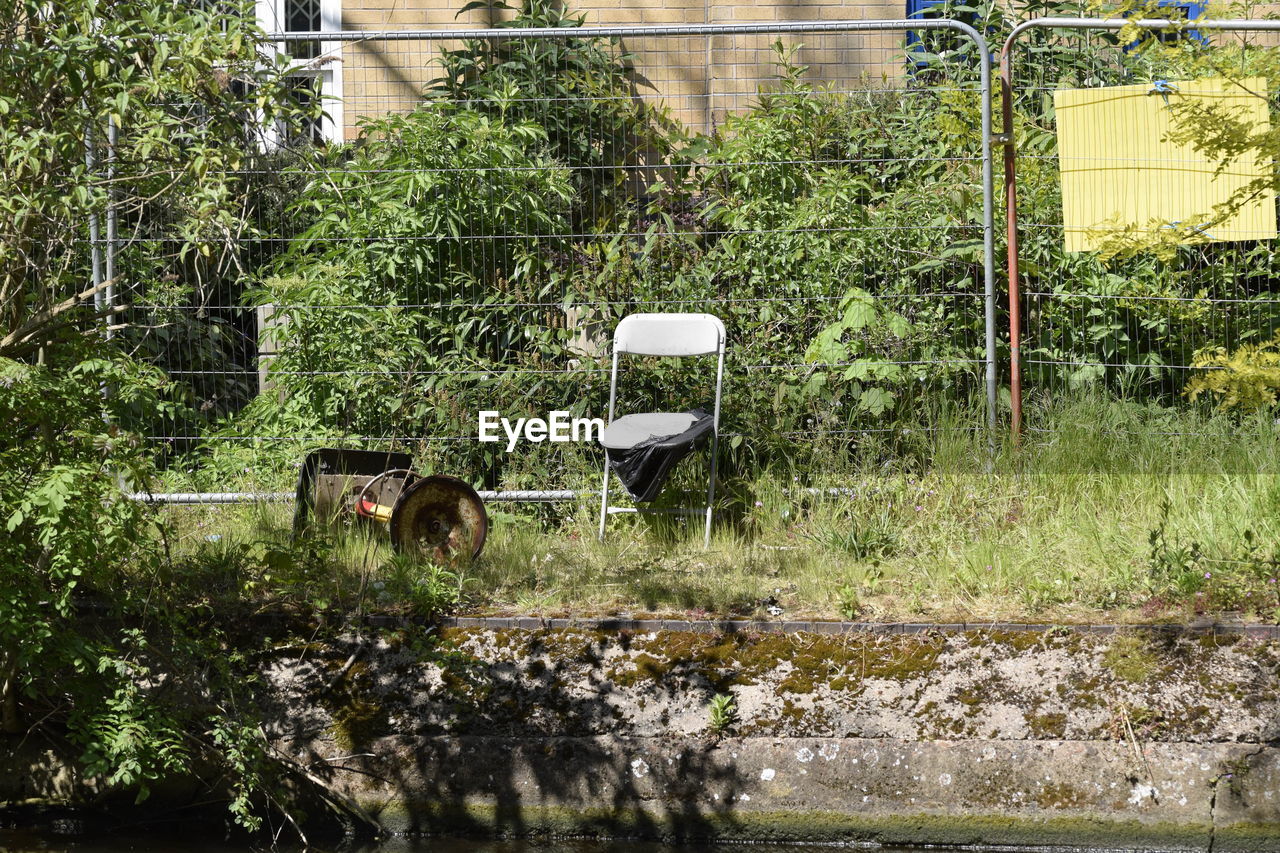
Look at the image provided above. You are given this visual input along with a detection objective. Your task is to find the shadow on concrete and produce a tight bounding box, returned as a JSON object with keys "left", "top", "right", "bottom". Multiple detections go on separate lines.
{"left": 288, "top": 627, "right": 753, "bottom": 841}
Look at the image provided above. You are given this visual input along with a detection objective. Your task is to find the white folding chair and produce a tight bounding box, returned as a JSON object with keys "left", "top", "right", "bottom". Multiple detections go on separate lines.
{"left": 597, "top": 313, "right": 726, "bottom": 547}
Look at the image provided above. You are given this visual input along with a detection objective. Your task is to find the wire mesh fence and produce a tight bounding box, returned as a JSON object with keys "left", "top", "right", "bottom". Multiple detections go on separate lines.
{"left": 99, "top": 19, "right": 996, "bottom": 499}
{"left": 69, "top": 11, "right": 1280, "bottom": 500}
{"left": 1002, "top": 17, "right": 1280, "bottom": 446}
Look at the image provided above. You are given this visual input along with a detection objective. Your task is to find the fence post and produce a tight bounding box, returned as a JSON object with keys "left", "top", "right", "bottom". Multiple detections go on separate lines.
{"left": 999, "top": 34, "right": 1022, "bottom": 445}
{"left": 978, "top": 29, "right": 999, "bottom": 449}
{"left": 84, "top": 112, "right": 103, "bottom": 318}
{"left": 105, "top": 115, "right": 117, "bottom": 340}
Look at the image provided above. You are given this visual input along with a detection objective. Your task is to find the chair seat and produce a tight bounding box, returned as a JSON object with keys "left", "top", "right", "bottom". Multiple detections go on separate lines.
{"left": 599, "top": 412, "right": 701, "bottom": 450}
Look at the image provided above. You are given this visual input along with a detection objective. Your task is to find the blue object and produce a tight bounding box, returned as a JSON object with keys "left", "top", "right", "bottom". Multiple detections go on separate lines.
{"left": 906, "top": 0, "right": 944, "bottom": 64}
{"left": 905, "top": 0, "right": 991, "bottom": 68}
{"left": 1124, "top": 0, "right": 1209, "bottom": 51}
{"left": 1148, "top": 78, "right": 1178, "bottom": 105}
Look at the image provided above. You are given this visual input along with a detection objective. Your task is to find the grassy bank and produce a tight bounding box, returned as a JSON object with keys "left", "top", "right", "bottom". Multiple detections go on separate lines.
{"left": 160, "top": 396, "right": 1280, "bottom": 625}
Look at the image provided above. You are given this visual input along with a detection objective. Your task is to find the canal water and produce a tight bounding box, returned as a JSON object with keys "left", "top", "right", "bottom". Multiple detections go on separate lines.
{"left": 0, "top": 833, "right": 1060, "bottom": 853}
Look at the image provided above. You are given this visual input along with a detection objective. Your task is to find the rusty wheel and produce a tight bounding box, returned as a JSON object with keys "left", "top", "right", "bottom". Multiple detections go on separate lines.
{"left": 388, "top": 475, "right": 487, "bottom": 562}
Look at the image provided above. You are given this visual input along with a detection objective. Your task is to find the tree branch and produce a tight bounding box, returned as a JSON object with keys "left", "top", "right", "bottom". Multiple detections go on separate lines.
{"left": 0, "top": 276, "right": 124, "bottom": 358}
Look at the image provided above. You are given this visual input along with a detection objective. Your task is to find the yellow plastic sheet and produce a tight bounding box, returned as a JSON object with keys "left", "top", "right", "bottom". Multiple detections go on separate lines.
{"left": 1054, "top": 77, "right": 1276, "bottom": 252}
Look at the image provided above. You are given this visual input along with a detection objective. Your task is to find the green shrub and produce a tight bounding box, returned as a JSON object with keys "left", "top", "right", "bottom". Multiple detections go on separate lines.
{"left": 0, "top": 0, "right": 345, "bottom": 831}
{"left": 428, "top": 0, "right": 680, "bottom": 226}
{"left": 682, "top": 47, "right": 987, "bottom": 437}
{"left": 0, "top": 354, "right": 193, "bottom": 800}
{"left": 211, "top": 104, "right": 578, "bottom": 476}
{"left": 1185, "top": 332, "right": 1280, "bottom": 412}
{"left": 287, "top": 104, "right": 573, "bottom": 293}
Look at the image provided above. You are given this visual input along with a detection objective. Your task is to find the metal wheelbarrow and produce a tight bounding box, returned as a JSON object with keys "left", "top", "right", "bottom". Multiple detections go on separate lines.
{"left": 293, "top": 448, "right": 488, "bottom": 562}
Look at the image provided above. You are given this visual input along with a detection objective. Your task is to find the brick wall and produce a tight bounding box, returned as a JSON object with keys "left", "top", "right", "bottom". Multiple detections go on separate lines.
{"left": 333, "top": 0, "right": 910, "bottom": 139}
{"left": 323, "top": 5, "right": 1280, "bottom": 141}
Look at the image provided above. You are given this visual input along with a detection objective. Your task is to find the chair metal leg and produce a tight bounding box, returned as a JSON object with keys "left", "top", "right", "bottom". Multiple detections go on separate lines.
{"left": 703, "top": 431, "right": 719, "bottom": 548}
{"left": 597, "top": 458, "right": 611, "bottom": 543}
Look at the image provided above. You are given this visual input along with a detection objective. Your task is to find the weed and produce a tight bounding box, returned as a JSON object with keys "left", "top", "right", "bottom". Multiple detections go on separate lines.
{"left": 163, "top": 396, "right": 1280, "bottom": 625}
{"left": 708, "top": 692, "right": 739, "bottom": 737}
{"left": 836, "top": 584, "right": 862, "bottom": 620}
{"left": 1148, "top": 500, "right": 1205, "bottom": 596}
{"left": 380, "top": 553, "right": 460, "bottom": 619}
{"left": 1107, "top": 702, "right": 1167, "bottom": 742}
{"left": 809, "top": 520, "right": 899, "bottom": 561}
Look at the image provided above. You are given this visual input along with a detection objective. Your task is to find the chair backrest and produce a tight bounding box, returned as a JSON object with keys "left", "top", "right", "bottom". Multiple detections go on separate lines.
{"left": 614, "top": 313, "right": 725, "bottom": 357}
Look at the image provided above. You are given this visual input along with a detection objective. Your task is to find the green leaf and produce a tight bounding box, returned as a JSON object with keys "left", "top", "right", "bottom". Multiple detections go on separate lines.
{"left": 840, "top": 294, "right": 877, "bottom": 331}
{"left": 858, "top": 387, "right": 895, "bottom": 417}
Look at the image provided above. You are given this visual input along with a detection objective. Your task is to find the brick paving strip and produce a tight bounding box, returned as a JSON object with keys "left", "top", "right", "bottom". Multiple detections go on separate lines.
{"left": 419, "top": 615, "right": 1280, "bottom": 638}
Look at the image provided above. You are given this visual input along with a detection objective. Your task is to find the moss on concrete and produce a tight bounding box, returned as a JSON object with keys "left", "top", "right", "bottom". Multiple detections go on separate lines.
{"left": 1026, "top": 711, "right": 1068, "bottom": 739}
{"left": 1214, "top": 822, "right": 1280, "bottom": 852}
{"left": 366, "top": 798, "right": 1213, "bottom": 850}
{"left": 1103, "top": 633, "right": 1163, "bottom": 684}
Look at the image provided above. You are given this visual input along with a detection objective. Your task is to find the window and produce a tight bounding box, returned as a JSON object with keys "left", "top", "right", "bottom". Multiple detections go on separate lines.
{"left": 256, "top": 0, "right": 344, "bottom": 144}
{"left": 285, "top": 74, "right": 326, "bottom": 145}
{"left": 286, "top": 0, "right": 322, "bottom": 58}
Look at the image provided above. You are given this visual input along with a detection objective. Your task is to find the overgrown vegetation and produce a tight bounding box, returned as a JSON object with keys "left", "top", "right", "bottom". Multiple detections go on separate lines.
{"left": 8, "top": 0, "right": 1280, "bottom": 837}
{"left": 0, "top": 0, "right": 378, "bottom": 841}
{"left": 192, "top": 0, "right": 1280, "bottom": 487}
{"left": 197, "top": 31, "right": 994, "bottom": 491}
{"left": 175, "top": 395, "right": 1280, "bottom": 626}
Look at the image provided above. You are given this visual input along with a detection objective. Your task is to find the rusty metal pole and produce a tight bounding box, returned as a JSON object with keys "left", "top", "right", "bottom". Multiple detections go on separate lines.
{"left": 999, "top": 35, "right": 1022, "bottom": 446}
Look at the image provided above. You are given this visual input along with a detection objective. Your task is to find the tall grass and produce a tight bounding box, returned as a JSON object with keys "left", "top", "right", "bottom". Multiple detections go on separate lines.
{"left": 160, "top": 395, "right": 1280, "bottom": 623}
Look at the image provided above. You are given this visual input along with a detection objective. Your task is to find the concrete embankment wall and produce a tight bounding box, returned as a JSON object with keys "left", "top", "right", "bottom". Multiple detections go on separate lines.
{"left": 256, "top": 624, "right": 1280, "bottom": 850}
{"left": 8, "top": 623, "right": 1280, "bottom": 849}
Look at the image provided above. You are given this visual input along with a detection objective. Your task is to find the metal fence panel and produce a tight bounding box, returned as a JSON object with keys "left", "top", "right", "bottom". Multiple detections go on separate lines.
{"left": 1002, "top": 17, "right": 1280, "bottom": 445}
{"left": 109, "top": 19, "right": 995, "bottom": 500}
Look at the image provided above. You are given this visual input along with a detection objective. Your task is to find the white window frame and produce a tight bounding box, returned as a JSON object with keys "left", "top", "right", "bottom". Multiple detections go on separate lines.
{"left": 257, "top": 0, "right": 344, "bottom": 145}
